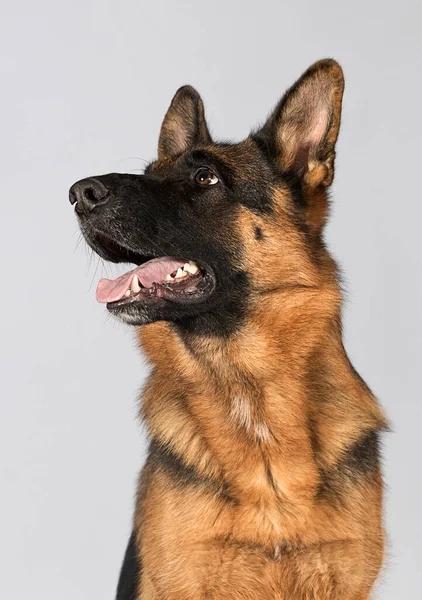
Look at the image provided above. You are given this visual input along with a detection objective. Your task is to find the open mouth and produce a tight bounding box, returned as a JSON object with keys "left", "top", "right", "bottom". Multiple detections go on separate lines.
{"left": 92, "top": 235, "right": 216, "bottom": 310}
{"left": 98, "top": 257, "right": 215, "bottom": 308}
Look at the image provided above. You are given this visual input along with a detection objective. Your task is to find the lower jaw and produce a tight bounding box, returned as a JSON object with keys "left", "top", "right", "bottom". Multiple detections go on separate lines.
{"left": 106, "top": 300, "right": 167, "bottom": 326}
{"left": 107, "top": 297, "right": 210, "bottom": 327}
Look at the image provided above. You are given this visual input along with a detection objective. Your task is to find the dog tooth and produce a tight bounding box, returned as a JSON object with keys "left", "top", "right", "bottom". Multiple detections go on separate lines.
{"left": 175, "top": 268, "right": 184, "bottom": 278}
{"left": 131, "top": 275, "right": 141, "bottom": 293}
{"left": 165, "top": 274, "right": 174, "bottom": 281}
{"left": 185, "top": 262, "right": 199, "bottom": 274}
{"left": 183, "top": 262, "right": 193, "bottom": 273}
{"left": 125, "top": 290, "right": 131, "bottom": 297}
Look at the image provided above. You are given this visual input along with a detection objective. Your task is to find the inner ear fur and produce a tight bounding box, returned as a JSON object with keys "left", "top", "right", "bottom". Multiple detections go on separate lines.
{"left": 255, "top": 59, "right": 344, "bottom": 189}
{"left": 158, "top": 85, "right": 212, "bottom": 160}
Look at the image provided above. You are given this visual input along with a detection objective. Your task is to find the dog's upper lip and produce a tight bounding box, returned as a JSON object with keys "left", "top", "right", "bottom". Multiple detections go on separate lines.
{"left": 86, "top": 230, "right": 148, "bottom": 265}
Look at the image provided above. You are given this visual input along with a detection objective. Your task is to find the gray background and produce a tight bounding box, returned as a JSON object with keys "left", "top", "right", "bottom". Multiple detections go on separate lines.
{"left": 1, "top": 1, "right": 420, "bottom": 598}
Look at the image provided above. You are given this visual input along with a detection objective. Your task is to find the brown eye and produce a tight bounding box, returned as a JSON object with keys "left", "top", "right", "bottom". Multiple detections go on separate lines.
{"left": 194, "top": 167, "right": 219, "bottom": 186}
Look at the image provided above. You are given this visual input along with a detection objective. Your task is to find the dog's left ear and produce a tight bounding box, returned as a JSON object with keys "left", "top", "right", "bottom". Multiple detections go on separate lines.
{"left": 254, "top": 59, "right": 344, "bottom": 189}
{"left": 158, "top": 85, "right": 212, "bottom": 160}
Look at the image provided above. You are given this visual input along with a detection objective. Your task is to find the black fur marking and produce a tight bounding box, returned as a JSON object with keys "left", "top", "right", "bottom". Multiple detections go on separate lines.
{"left": 282, "top": 172, "right": 307, "bottom": 210}
{"left": 250, "top": 130, "right": 279, "bottom": 170}
{"left": 254, "top": 226, "right": 264, "bottom": 241}
{"left": 149, "top": 439, "right": 231, "bottom": 500}
{"left": 237, "top": 179, "right": 274, "bottom": 214}
{"left": 318, "top": 430, "right": 381, "bottom": 498}
{"left": 116, "top": 531, "right": 141, "bottom": 600}
{"left": 174, "top": 269, "right": 251, "bottom": 338}
{"left": 339, "top": 429, "right": 381, "bottom": 476}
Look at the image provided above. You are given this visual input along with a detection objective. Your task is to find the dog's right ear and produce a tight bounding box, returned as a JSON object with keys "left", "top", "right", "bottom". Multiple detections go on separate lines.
{"left": 158, "top": 86, "right": 212, "bottom": 160}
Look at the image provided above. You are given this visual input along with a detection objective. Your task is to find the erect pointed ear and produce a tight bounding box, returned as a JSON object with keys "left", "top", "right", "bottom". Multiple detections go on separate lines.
{"left": 254, "top": 59, "right": 344, "bottom": 188}
{"left": 158, "top": 85, "right": 212, "bottom": 160}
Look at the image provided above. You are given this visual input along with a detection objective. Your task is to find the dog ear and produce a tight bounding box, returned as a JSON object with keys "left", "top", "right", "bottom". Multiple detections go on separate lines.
{"left": 158, "top": 86, "right": 212, "bottom": 159}
{"left": 254, "top": 59, "right": 344, "bottom": 188}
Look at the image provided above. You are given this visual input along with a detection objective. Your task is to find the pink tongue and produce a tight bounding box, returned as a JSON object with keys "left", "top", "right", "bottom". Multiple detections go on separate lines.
{"left": 96, "top": 257, "right": 186, "bottom": 304}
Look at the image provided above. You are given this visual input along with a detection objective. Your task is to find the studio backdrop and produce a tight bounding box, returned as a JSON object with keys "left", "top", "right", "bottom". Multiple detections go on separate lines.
{"left": 1, "top": 1, "right": 421, "bottom": 598}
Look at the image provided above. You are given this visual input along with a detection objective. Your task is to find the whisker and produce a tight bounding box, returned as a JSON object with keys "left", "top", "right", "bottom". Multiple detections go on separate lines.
{"left": 89, "top": 256, "right": 102, "bottom": 291}
{"left": 85, "top": 247, "right": 95, "bottom": 276}
{"left": 117, "top": 156, "right": 149, "bottom": 166}
{"left": 73, "top": 232, "right": 84, "bottom": 253}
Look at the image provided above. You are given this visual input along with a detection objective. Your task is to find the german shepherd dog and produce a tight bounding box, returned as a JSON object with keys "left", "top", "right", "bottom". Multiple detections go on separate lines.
{"left": 69, "top": 59, "right": 387, "bottom": 599}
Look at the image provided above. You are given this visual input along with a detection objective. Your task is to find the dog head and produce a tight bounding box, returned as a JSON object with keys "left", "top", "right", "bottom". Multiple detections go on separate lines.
{"left": 70, "top": 59, "right": 344, "bottom": 336}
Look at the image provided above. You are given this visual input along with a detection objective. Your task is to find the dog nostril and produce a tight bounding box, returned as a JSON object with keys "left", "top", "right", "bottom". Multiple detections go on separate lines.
{"left": 83, "top": 187, "right": 98, "bottom": 202}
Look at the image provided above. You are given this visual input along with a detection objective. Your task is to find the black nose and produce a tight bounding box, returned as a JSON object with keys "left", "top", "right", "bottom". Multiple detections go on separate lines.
{"left": 69, "top": 178, "right": 110, "bottom": 214}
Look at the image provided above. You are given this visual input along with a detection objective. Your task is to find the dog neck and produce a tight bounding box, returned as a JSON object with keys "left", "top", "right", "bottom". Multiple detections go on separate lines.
{"left": 137, "top": 286, "right": 386, "bottom": 546}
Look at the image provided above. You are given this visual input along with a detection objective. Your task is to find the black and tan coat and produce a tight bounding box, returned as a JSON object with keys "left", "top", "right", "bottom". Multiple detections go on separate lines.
{"left": 70, "top": 59, "right": 387, "bottom": 599}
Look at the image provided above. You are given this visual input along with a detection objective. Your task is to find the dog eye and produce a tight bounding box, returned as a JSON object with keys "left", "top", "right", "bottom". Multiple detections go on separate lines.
{"left": 195, "top": 168, "right": 219, "bottom": 186}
